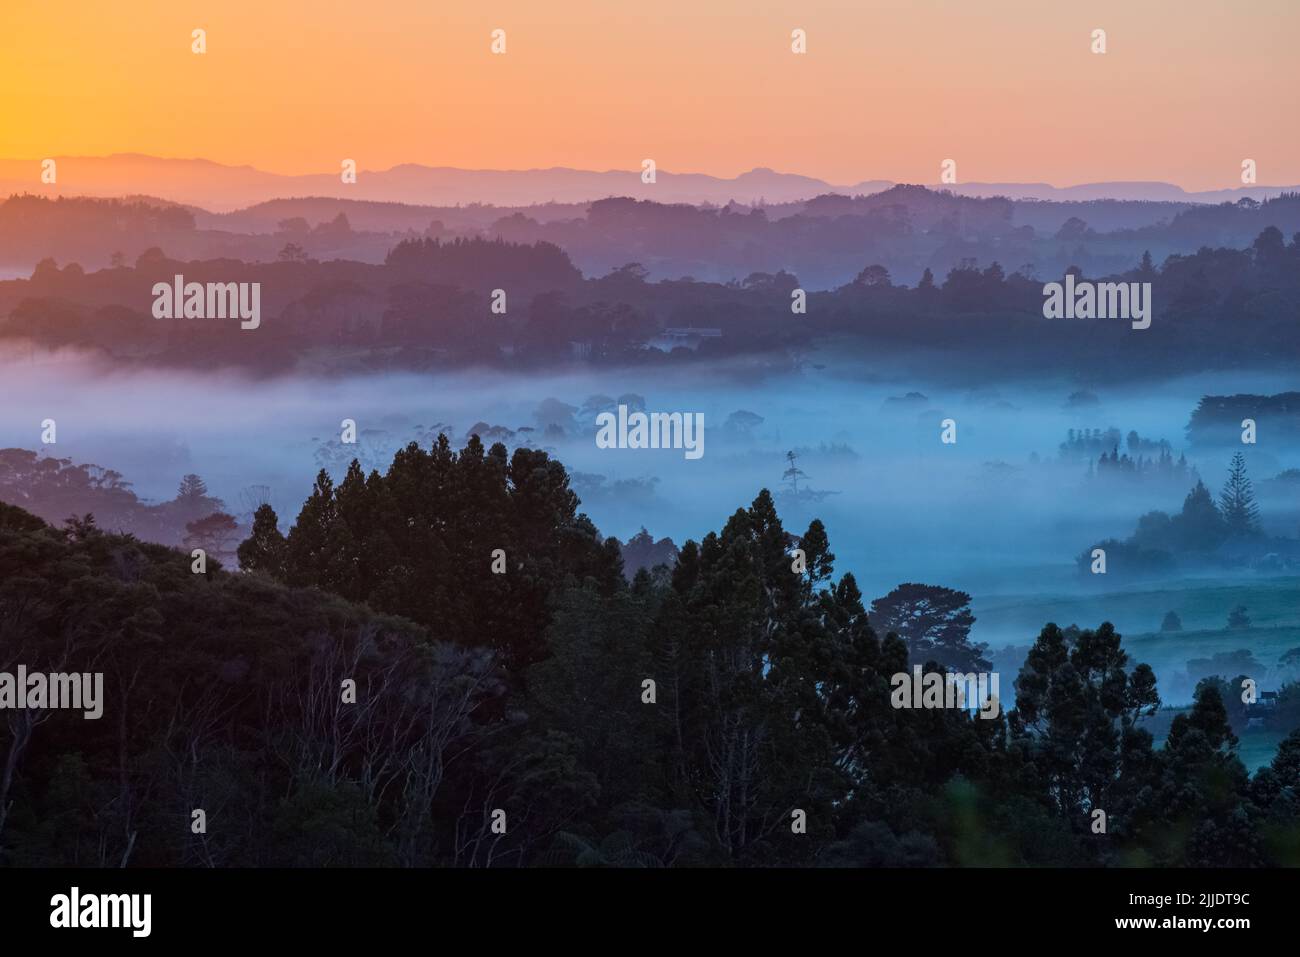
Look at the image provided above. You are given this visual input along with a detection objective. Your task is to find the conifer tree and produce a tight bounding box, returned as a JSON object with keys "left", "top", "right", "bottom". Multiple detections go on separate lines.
{"left": 1176, "top": 479, "right": 1226, "bottom": 549}
{"left": 237, "top": 503, "right": 288, "bottom": 578}
{"left": 1218, "top": 452, "right": 1261, "bottom": 536}
{"left": 176, "top": 473, "right": 208, "bottom": 501}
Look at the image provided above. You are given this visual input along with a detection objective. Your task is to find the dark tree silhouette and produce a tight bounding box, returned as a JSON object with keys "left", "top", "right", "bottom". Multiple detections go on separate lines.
{"left": 237, "top": 503, "right": 288, "bottom": 577}
{"left": 2, "top": 440, "right": 1295, "bottom": 868}
{"left": 1178, "top": 479, "right": 1227, "bottom": 549}
{"left": 869, "top": 583, "right": 988, "bottom": 671}
{"left": 1219, "top": 452, "right": 1261, "bottom": 536}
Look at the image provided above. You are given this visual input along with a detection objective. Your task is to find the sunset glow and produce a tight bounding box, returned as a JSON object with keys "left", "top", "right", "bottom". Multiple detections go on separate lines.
{"left": 2, "top": 0, "right": 1297, "bottom": 189}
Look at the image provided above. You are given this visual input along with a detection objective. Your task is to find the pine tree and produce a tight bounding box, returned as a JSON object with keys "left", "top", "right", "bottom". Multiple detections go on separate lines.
{"left": 176, "top": 473, "right": 209, "bottom": 502}
{"left": 172, "top": 472, "right": 225, "bottom": 525}
{"left": 284, "top": 469, "right": 337, "bottom": 588}
{"left": 1175, "top": 479, "right": 1226, "bottom": 549}
{"left": 237, "top": 504, "right": 288, "bottom": 578}
{"left": 1218, "top": 452, "right": 1261, "bottom": 536}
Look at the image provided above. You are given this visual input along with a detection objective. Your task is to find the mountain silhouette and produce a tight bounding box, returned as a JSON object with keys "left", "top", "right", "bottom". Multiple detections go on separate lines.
{"left": 2, "top": 154, "right": 1295, "bottom": 211}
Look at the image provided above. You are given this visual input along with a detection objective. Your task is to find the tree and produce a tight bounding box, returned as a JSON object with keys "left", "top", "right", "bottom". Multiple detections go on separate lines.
{"left": 1144, "top": 681, "right": 1260, "bottom": 867}
{"left": 869, "top": 583, "right": 988, "bottom": 671}
{"left": 525, "top": 586, "right": 658, "bottom": 814}
{"left": 183, "top": 512, "right": 240, "bottom": 559}
{"left": 1010, "top": 621, "right": 1160, "bottom": 839}
{"left": 171, "top": 473, "right": 225, "bottom": 528}
{"left": 723, "top": 410, "right": 765, "bottom": 436}
{"left": 1161, "top": 611, "right": 1183, "bottom": 632}
{"left": 237, "top": 504, "right": 288, "bottom": 577}
{"left": 278, "top": 242, "right": 308, "bottom": 262}
{"left": 1055, "top": 217, "right": 1090, "bottom": 240}
{"left": 533, "top": 397, "right": 579, "bottom": 432}
{"left": 620, "top": 527, "right": 677, "bottom": 577}
{"left": 0, "top": 497, "right": 499, "bottom": 867}
{"left": 853, "top": 264, "right": 892, "bottom": 288}
{"left": 269, "top": 437, "right": 620, "bottom": 672}
{"left": 238, "top": 485, "right": 273, "bottom": 517}
{"left": 1175, "top": 480, "right": 1226, "bottom": 550}
{"left": 1186, "top": 649, "right": 1262, "bottom": 684}
{"left": 1218, "top": 452, "right": 1261, "bottom": 536}
{"left": 1227, "top": 605, "right": 1251, "bottom": 629}
{"left": 31, "top": 257, "right": 60, "bottom": 281}
{"left": 741, "top": 271, "right": 798, "bottom": 294}
{"left": 176, "top": 474, "right": 210, "bottom": 502}
{"left": 314, "top": 212, "right": 352, "bottom": 238}
{"left": 135, "top": 246, "right": 167, "bottom": 268}
{"left": 1252, "top": 225, "right": 1286, "bottom": 273}
{"left": 607, "top": 262, "right": 649, "bottom": 283}
{"left": 6, "top": 436, "right": 1300, "bottom": 867}
{"left": 641, "top": 489, "right": 888, "bottom": 864}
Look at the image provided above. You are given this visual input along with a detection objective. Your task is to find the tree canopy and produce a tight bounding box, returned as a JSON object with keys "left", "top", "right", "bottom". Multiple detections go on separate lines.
{"left": 1, "top": 438, "right": 1298, "bottom": 867}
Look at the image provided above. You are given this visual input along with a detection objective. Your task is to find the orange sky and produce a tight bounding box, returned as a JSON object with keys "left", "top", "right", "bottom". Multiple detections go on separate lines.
{"left": 1, "top": 0, "right": 1296, "bottom": 189}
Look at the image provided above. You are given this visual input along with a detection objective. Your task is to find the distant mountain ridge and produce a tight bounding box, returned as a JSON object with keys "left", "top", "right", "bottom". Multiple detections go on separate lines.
{"left": 1, "top": 154, "right": 1295, "bottom": 212}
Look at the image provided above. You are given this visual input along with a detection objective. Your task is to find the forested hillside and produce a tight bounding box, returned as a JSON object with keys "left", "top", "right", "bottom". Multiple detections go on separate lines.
{"left": 3, "top": 439, "right": 1298, "bottom": 866}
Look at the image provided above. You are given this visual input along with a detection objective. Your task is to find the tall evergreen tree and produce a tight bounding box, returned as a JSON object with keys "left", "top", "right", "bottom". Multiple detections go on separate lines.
{"left": 171, "top": 472, "right": 225, "bottom": 524}
{"left": 1138, "top": 250, "right": 1156, "bottom": 277}
{"left": 176, "top": 473, "right": 209, "bottom": 501}
{"left": 1175, "top": 479, "right": 1226, "bottom": 549}
{"left": 261, "top": 436, "right": 619, "bottom": 672}
{"left": 1011, "top": 621, "right": 1160, "bottom": 853}
{"left": 1139, "top": 680, "right": 1262, "bottom": 866}
{"left": 1219, "top": 452, "right": 1261, "bottom": 536}
{"left": 237, "top": 503, "right": 288, "bottom": 578}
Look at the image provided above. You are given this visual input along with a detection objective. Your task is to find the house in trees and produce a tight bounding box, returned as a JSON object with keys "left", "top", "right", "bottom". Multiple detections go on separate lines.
{"left": 1246, "top": 690, "right": 1279, "bottom": 728}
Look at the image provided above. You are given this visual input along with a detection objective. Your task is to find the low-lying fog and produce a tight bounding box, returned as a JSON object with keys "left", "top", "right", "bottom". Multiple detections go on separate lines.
{"left": 3, "top": 345, "right": 1298, "bottom": 669}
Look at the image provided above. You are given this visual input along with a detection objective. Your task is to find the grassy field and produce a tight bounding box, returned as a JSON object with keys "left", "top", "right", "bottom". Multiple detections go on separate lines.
{"left": 1122, "top": 625, "right": 1300, "bottom": 685}
{"left": 974, "top": 575, "right": 1300, "bottom": 644}
{"left": 976, "top": 574, "right": 1300, "bottom": 770}
{"left": 975, "top": 575, "right": 1300, "bottom": 691}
